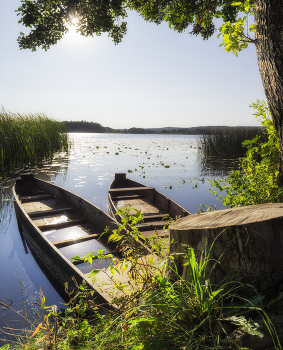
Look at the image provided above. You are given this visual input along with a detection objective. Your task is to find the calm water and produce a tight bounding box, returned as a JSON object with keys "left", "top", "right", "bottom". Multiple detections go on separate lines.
{"left": 0, "top": 133, "right": 231, "bottom": 343}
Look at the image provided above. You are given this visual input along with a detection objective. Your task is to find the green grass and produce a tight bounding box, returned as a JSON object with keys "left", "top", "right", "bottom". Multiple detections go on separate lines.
{"left": 0, "top": 108, "right": 68, "bottom": 177}
{"left": 2, "top": 249, "right": 279, "bottom": 350}
{"left": 1, "top": 210, "right": 281, "bottom": 350}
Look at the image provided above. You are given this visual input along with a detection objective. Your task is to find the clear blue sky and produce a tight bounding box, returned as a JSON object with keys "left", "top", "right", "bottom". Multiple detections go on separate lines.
{"left": 1, "top": 1, "right": 266, "bottom": 129}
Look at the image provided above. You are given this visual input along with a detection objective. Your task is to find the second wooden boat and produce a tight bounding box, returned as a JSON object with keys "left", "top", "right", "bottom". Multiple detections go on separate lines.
{"left": 108, "top": 173, "right": 190, "bottom": 239}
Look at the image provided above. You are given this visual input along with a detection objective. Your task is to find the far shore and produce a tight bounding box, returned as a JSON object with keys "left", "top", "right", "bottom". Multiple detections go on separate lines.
{"left": 64, "top": 120, "right": 263, "bottom": 135}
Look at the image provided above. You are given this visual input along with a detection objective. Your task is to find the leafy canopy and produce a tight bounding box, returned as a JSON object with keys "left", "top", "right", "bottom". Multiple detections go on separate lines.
{"left": 17, "top": 0, "right": 128, "bottom": 50}
{"left": 17, "top": 0, "right": 255, "bottom": 52}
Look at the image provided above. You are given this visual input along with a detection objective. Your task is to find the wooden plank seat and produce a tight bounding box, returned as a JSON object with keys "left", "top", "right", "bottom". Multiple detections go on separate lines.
{"left": 38, "top": 219, "right": 87, "bottom": 231}
{"left": 53, "top": 233, "right": 99, "bottom": 248}
{"left": 20, "top": 194, "right": 54, "bottom": 203}
{"left": 139, "top": 229, "right": 169, "bottom": 239}
{"left": 28, "top": 207, "right": 75, "bottom": 218}
{"left": 111, "top": 194, "right": 144, "bottom": 201}
{"left": 109, "top": 186, "right": 154, "bottom": 193}
{"left": 143, "top": 213, "right": 168, "bottom": 221}
{"left": 137, "top": 221, "right": 166, "bottom": 231}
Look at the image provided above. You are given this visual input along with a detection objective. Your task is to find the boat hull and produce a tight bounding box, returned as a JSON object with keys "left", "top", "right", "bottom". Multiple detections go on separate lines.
{"left": 108, "top": 173, "right": 190, "bottom": 238}
{"left": 13, "top": 174, "right": 119, "bottom": 309}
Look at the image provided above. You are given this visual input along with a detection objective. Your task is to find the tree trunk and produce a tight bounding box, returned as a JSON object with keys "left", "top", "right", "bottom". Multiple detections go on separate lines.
{"left": 169, "top": 203, "right": 283, "bottom": 298}
{"left": 254, "top": 0, "right": 283, "bottom": 185}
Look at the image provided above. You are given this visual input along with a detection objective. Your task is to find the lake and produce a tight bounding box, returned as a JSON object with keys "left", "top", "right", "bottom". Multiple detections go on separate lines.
{"left": 0, "top": 133, "right": 232, "bottom": 343}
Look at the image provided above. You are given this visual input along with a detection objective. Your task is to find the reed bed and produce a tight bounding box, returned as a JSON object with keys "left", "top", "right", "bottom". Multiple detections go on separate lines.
{"left": 0, "top": 108, "right": 68, "bottom": 177}
{"left": 197, "top": 126, "right": 266, "bottom": 160}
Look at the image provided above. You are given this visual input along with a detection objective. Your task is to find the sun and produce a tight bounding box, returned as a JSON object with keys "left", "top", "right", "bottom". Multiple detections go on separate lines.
{"left": 70, "top": 16, "right": 78, "bottom": 26}
{"left": 65, "top": 16, "right": 82, "bottom": 41}
{"left": 63, "top": 15, "right": 96, "bottom": 46}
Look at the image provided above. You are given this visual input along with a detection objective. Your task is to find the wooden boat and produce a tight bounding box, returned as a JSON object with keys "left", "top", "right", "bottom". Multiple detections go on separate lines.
{"left": 13, "top": 174, "right": 122, "bottom": 309}
{"left": 108, "top": 173, "right": 191, "bottom": 240}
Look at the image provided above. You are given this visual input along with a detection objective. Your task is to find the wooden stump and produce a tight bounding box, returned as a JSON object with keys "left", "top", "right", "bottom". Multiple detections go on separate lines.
{"left": 169, "top": 203, "right": 283, "bottom": 297}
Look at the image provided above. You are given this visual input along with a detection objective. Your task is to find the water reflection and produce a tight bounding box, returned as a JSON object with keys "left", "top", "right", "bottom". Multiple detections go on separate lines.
{"left": 0, "top": 180, "right": 15, "bottom": 237}
{"left": 198, "top": 156, "right": 240, "bottom": 177}
{"left": 0, "top": 133, "right": 234, "bottom": 344}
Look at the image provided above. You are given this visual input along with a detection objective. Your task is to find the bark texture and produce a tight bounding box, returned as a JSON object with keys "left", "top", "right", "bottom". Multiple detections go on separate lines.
{"left": 169, "top": 203, "right": 283, "bottom": 298}
{"left": 254, "top": 0, "right": 283, "bottom": 184}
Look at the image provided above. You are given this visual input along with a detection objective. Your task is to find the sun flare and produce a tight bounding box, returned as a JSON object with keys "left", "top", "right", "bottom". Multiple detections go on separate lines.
{"left": 65, "top": 16, "right": 83, "bottom": 42}
{"left": 70, "top": 16, "right": 78, "bottom": 26}
{"left": 63, "top": 16, "right": 96, "bottom": 46}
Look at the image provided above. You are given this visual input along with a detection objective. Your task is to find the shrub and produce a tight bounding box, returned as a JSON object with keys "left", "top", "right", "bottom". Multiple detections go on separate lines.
{"left": 209, "top": 100, "right": 283, "bottom": 207}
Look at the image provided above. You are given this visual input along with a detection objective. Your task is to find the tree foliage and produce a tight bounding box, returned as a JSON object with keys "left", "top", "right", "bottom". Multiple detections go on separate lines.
{"left": 17, "top": 0, "right": 128, "bottom": 50}
{"left": 210, "top": 100, "right": 283, "bottom": 207}
{"left": 218, "top": 0, "right": 256, "bottom": 55}
{"left": 17, "top": 0, "right": 253, "bottom": 51}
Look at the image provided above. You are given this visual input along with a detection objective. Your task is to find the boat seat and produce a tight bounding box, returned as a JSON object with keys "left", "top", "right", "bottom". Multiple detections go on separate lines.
{"left": 53, "top": 233, "right": 99, "bottom": 248}
{"left": 111, "top": 194, "right": 144, "bottom": 201}
{"left": 28, "top": 207, "right": 75, "bottom": 218}
{"left": 20, "top": 193, "right": 54, "bottom": 203}
{"left": 38, "top": 219, "right": 87, "bottom": 231}
{"left": 140, "top": 229, "right": 169, "bottom": 238}
{"left": 143, "top": 213, "right": 168, "bottom": 221}
{"left": 109, "top": 186, "right": 154, "bottom": 193}
{"left": 136, "top": 221, "right": 166, "bottom": 231}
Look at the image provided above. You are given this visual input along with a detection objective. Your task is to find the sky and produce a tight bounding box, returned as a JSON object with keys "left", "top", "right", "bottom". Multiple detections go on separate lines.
{"left": 0, "top": 1, "right": 266, "bottom": 129}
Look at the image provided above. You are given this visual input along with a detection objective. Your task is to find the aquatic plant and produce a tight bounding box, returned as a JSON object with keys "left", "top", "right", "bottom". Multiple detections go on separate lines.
{"left": 197, "top": 124, "right": 266, "bottom": 161}
{"left": 0, "top": 108, "right": 68, "bottom": 178}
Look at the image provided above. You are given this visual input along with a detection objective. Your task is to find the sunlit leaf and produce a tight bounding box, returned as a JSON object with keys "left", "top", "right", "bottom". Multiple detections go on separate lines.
{"left": 31, "top": 323, "right": 47, "bottom": 338}
{"left": 35, "top": 333, "right": 48, "bottom": 344}
{"left": 89, "top": 269, "right": 100, "bottom": 277}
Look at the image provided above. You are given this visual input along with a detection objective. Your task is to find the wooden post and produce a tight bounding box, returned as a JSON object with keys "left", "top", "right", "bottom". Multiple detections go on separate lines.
{"left": 169, "top": 203, "right": 283, "bottom": 297}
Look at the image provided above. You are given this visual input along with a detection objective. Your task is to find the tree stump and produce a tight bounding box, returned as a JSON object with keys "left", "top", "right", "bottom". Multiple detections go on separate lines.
{"left": 169, "top": 203, "right": 283, "bottom": 297}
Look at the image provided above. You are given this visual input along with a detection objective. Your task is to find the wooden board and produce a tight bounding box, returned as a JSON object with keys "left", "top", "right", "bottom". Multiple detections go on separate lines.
{"left": 109, "top": 186, "right": 154, "bottom": 193}
{"left": 29, "top": 207, "right": 75, "bottom": 218}
{"left": 170, "top": 203, "right": 283, "bottom": 229}
{"left": 115, "top": 197, "right": 164, "bottom": 215}
{"left": 22, "top": 197, "right": 71, "bottom": 213}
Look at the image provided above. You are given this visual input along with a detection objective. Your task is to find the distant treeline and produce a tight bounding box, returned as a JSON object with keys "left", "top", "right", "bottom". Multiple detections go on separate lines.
{"left": 64, "top": 121, "right": 264, "bottom": 135}
{"left": 64, "top": 121, "right": 113, "bottom": 133}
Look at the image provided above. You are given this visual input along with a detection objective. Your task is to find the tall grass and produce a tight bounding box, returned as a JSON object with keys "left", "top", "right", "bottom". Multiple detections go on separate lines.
{"left": 3, "top": 245, "right": 280, "bottom": 349}
{"left": 0, "top": 108, "right": 68, "bottom": 177}
{"left": 2, "top": 209, "right": 281, "bottom": 349}
{"left": 197, "top": 126, "right": 266, "bottom": 160}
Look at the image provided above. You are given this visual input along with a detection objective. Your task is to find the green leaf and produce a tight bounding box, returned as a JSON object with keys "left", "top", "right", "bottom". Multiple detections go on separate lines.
{"left": 131, "top": 345, "right": 144, "bottom": 350}
{"left": 228, "top": 316, "right": 264, "bottom": 338}
{"left": 72, "top": 255, "right": 82, "bottom": 261}
{"left": 89, "top": 269, "right": 100, "bottom": 277}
